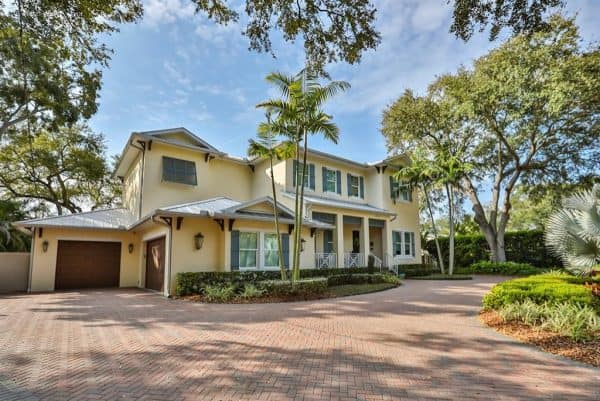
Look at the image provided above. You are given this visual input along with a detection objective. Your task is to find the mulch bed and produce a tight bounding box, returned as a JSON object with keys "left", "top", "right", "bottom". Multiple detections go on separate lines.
{"left": 480, "top": 310, "right": 600, "bottom": 367}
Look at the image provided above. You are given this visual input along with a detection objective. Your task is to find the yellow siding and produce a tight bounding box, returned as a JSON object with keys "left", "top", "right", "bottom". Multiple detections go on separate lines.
{"left": 122, "top": 152, "right": 142, "bottom": 217}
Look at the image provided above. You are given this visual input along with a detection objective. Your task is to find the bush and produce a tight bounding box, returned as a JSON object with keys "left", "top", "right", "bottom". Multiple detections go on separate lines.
{"left": 458, "top": 261, "right": 542, "bottom": 276}
{"left": 498, "top": 300, "right": 599, "bottom": 341}
{"left": 397, "top": 264, "right": 437, "bottom": 277}
{"left": 483, "top": 272, "right": 600, "bottom": 312}
{"left": 258, "top": 278, "right": 328, "bottom": 297}
{"left": 240, "top": 284, "right": 265, "bottom": 299}
{"left": 327, "top": 273, "right": 401, "bottom": 286}
{"left": 426, "top": 230, "right": 562, "bottom": 268}
{"left": 203, "top": 284, "right": 236, "bottom": 302}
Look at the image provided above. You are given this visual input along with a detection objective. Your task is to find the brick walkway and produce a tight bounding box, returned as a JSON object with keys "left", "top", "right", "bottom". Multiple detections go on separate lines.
{"left": 0, "top": 277, "right": 598, "bottom": 401}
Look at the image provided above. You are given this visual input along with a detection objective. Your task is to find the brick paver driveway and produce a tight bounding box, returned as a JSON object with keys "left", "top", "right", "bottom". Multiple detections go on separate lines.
{"left": 1, "top": 276, "right": 598, "bottom": 401}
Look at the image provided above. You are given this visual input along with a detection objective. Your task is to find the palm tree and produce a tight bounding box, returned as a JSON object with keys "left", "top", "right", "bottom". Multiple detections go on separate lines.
{"left": 248, "top": 113, "right": 295, "bottom": 280}
{"left": 258, "top": 70, "right": 349, "bottom": 281}
{"left": 545, "top": 185, "right": 600, "bottom": 275}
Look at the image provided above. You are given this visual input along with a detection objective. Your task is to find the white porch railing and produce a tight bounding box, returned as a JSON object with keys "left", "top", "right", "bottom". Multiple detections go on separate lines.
{"left": 344, "top": 252, "right": 365, "bottom": 268}
{"left": 370, "top": 254, "right": 383, "bottom": 271}
{"left": 384, "top": 253, "right": 399, "bottom": 275}
{"left": 315, "top": 253, "right": 337, "bottom": 269}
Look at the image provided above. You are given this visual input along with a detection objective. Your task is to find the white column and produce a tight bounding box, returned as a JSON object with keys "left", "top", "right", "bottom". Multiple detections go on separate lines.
{"left": 336, "top": 213, "right": 345, "bottom": 268}
{"left": 383, "top": 219, "right": 393, "bottom": 264}
{"left": 361, "top": 217, "right": 370, "bottom": 266}
{"left": 223, "top": 222, "right": 231, "bottom": 272}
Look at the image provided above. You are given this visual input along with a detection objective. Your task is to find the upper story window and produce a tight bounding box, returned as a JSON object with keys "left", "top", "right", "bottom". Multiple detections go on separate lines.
{"left": 162, "top": 156, "right": 197, "bottom": 185}
{"left": 293, "top": 161, "right": 315, "bottom": 190}
{"left": 389, "top": 176, "right": 412, "bottom": 202}
{"left": 347, "top": 173, "right": 364, "bottom": 199}
{"left": 322, "top": 167, "right": 341, "bottom": 194}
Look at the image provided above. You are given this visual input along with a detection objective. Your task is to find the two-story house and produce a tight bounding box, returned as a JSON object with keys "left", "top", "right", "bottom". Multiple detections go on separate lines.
{"left": 16, "top": 128, "right": 421, "bottom": 296}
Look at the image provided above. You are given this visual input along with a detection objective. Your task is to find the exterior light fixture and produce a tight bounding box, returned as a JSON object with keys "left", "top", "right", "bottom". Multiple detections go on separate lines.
{"left": 300, "top": 238, "right": 306, "bottom": 252}
{"left": 128, "top": 243, "right": 134, "bottom": 254}
{"left": 42, "top": 240, "right": 49, "bottom": 253}
{"left": 194, "top": 232, "right": 205, "bottom": 250}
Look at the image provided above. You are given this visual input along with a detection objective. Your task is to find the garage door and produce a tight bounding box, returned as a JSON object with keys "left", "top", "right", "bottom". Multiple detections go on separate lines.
{"left": 55, "top": 241, "right": 121, "bottom": 289}
{"left": 145, "top": 237, "right": 166, "bottom": 292}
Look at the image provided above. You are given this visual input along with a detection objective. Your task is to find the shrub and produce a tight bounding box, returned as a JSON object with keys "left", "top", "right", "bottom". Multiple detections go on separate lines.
{"left": 327, "top": 273, "right": 401, "bottom": 286}
{"left": 240, "top": 284, "right": 265, "bottom": 299}
{"left": 203, "top": 284, "right": 236, "bottom": 302}
{"left": 397, "top": 264, "right": 437, "bottom": 277}
{"left": 426, "top": 230, "right": 562, "bottom": 268}
{"left": 498, "top": 300, "right": 599, "bottom": 341}
{"left": 483, "top": 272, "right": 600, "bottom": 311}
{"left": 258, "top": 278, "right": 328, "bottom": 297}
{"left": 459, "top": 261, "right": 542, "bottom": 276}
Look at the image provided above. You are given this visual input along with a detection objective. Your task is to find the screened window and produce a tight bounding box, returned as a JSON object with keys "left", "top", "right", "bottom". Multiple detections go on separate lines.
{"left": 349, "top": 175, "right": 360, "bottom": 197}
{"left": 392, "top": 231, "right": 415, "bottom": 257}
{"left": 325, "top": 169, "right": 337, "bottom": 193}
{"left": 239, "top": 232, "right": 258, "bottom": 269}
{"left": 263, "top": 233, "right": 279, "bottom": 267}
{"left": 162, "top": 156, "right": 197, "bottom": 185}
{"left": 296, "top": 162, "right": 310, "bottom": 188}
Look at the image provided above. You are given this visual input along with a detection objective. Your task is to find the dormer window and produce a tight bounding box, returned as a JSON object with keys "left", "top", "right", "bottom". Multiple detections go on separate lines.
{"left": 162, "top": 156, "right": 197, "bottom": 185}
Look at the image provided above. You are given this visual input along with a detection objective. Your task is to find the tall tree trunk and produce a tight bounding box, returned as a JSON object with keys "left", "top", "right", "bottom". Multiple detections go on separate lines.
{"left": 292, "top": 140, "right": 300, "bottom": 282}
{"left": 294, "top": 129, "right": 309, "bottom": 282}
{"left": 423, "top": 185, "right": 445, "bottom": 274}
{"left": 269, "top": 155, "right": 287, "bottom": 280}
{"left": 446, "top": 183, "right": 455, "bottom": 275}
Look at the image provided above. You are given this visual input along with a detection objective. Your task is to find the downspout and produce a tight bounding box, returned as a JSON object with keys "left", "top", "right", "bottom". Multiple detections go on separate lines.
{"left": 130, "top": 140, "right": 146, "bottom": 219}
{"left": 152, "top": 214, "right": 173, "bottom": 297}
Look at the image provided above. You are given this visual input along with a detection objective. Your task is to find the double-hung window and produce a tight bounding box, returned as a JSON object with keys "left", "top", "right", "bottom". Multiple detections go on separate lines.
{"left": 392, "top": 231, "right": 416, "bottom": 257}
{"left": 293, "top": 161, "right": 315, "bottom": 190}
{"left": 239, "top": 232, "right": 258, "bottom": 269}
{"left": 263, "top": 233, "right": 280, "bottom": 268}
{"left": 322, "top": 167, "right": 340, "bottom": 194}
{"left": 237, "top": 232, "right": 281, "bottom": 270}
{"left": 162, "top": 156, "right": 197, "bottom": 185}
{"left": 347, "top": 173, "right": 364, "bottom": 198}
{"left": 389, "top": 176, "right": 411, "bottom": 202}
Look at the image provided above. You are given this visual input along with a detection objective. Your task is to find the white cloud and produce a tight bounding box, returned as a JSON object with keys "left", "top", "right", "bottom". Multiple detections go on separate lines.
{"left": 411, "top": 0, "right": 448, "bottom": 32}
{"left": 163, "top": 61, "right": 191, "bottom": 86}
{"left": 143, "top": 0, "right": 195, "bottom": 26}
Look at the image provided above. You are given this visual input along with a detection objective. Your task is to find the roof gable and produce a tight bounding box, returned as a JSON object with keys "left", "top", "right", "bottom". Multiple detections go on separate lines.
{"left": 222, "top": 197, "right": 294, "bottom": 219}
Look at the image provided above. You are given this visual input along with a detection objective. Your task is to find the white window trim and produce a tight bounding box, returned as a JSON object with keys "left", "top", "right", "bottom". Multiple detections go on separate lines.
{"left": 238, "top": 231, "right": 282, "bottom": 271}
{"left": 262, "top": 233, "right": 280, "bottom": 269}
{"left": 296, "top": 162, "right": 314, "bottom": 192}
{"left": 392, "top": 230, "right": 414, "bottom": 258}
{"left": 323, "top": 166, "right": 340, "bottom": 195}
{"left": 348, "top": 173, "right": 362, "bottom": 199}
{"left": 239, "top": 232, "right": 259, "bottom": 270}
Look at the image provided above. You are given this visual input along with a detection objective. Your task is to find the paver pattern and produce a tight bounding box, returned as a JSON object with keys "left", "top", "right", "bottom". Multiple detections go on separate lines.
{"left": 0, "top": 276, "right": 598, "bottom": 401}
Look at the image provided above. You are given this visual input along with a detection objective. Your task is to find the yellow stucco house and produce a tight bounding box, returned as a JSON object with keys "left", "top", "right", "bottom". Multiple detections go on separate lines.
{"left": 15, "top": 128, "right": 421, "bottom": 296}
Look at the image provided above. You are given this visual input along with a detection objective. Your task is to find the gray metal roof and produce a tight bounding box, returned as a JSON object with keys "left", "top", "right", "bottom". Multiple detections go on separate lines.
{"left": 14, "top": 208, "right": 137, "bottom": 230}
{"left": 160, "top": 197, "right": 240, "bottom": 215}
{"left": 284, "top": 192, "right": 396, "bottom": 216}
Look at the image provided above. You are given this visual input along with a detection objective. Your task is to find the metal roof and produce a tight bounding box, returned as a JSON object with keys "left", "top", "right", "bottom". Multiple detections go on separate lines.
{"left": 14, "top": 208, "right": 137, "bottom": 230}
{"left": 284, "top": 193, "right": 396, "bottom": 216}
{"left": 160, "top": 197, "right": 240, "bottom": 215}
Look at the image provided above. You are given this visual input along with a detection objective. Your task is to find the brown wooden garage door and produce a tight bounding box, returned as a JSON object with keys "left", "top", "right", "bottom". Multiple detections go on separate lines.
{"left": 55, "top": 240, "right": 121, "bottom": 290}
{"left": 145, "top": 236, "right": 165, "bottom": 292}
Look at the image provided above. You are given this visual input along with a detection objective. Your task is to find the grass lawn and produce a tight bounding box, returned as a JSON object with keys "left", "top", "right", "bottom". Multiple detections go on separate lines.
{"left": 328, "top": 283, "right": 398, "bottom": 297}
{"left": 410, "top": 274, "right": 473, "bottom": 280}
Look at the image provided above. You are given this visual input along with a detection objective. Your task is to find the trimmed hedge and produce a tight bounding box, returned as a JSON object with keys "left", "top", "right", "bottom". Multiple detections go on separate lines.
{"left": 426, "top": 230, "right": 562, "bottom": 268}
{"left": 398, "top": 263, "right": 438, "bottom": 277}
{"left": 176, "top": 268, "right": 370, "bottom": 296}
{"left": 258, "top": 278, "right": 328, "bottom": 297}
{"left": 457, "top": 261, "right": 542, "bottom": 276}
{"left": 327, "top": 273, "right": 401, "bottom": 286}
{"left": 482, "top": 272, "right": 600, "bottom": 312}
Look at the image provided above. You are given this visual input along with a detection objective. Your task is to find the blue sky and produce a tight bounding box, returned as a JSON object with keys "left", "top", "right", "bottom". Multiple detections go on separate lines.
{"left": 91, "top": 0, "right": 599, "bottom": 163}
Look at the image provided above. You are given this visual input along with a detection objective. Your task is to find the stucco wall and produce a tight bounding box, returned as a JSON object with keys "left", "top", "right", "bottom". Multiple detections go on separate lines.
{"left": 29, "top": 228, "right": 140, "bottom": 292}
{"left": 0, "top": 252, "right": 30, "bottom": 293}
{"left": 123, "top": 152, "right": 142, "bottom": 218}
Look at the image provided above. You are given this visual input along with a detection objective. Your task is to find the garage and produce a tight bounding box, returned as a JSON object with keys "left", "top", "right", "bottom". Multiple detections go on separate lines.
{"left": 55, "top": 240, "right": 122, "bottom": 289}
{"left": 145, "top": 236, "right": 165, "bottom": 291}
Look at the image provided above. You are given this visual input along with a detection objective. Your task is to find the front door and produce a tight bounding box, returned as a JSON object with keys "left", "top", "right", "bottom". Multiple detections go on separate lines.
{"left": 323, "top": 230, "right": 334, "bottom": 253}
{"left": 352, "top": 230, "right": 360, "bottom": 253}
{"left": 145, "top": 237, "right": 165, "bottom": 292}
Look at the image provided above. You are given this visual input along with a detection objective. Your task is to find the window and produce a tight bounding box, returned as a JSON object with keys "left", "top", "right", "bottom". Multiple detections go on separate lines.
{"left": 390, "top": 177, "right": 411, "bottom": 202}
{"left": 392, "top": 231, "right": 415, "bottom": 257}
{"left": 324, "top": 168, "right": 338, "bottom": 193}
{"left": 162, "top": 156, "right": 197, "bottom": 185}
{"left": 239, "top": 232, "right": 258, "bottom": 269}
{"left": 293, "top": 161, "right": 315, "bottom": 190}
{"left": 263, "top": 233, "right": 279, "bottom": 267}
{"left": 347, "top": 173, "right": 364, "bottom": 198}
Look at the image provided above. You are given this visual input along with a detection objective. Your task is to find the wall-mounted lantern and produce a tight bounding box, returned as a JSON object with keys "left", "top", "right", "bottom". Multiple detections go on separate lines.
{"left": 194, "top": 232, "right": 205, "bottom": 250}
{"left": 128, "top": 243, "right": 134, "bottom": 254}
{"left": 42, "top": 240, "right": 49, "bottom": 253}
{"left": 300, "top": 238, "right": 306, "bottom": 252}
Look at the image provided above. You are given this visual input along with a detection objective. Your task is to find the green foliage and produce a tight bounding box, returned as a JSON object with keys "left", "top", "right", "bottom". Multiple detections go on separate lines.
{"left": 0, "top": 199, "right": 30, "bottom": 252}
{"left": 0, "top": 125, "right": 121, "bottom": 214}
{"left": 483, "top": 272, "right": 600, "bottom": 312}
{"left": 545, "top": 185, "right": 600, "bottom": 275}
{"left": 327, "top": 273, "right": 400, "bottom": 286}
{"left": 506, "top": 186, "right": 556, "bottom": 231}
{"left": 258, "top": 278, "right": 328, "bottom": 297}
{"left": 459, "top": 261, "right": 542, "bottom": 276}
{"left": 239, "top": 284, "right": 265, "bottom": 299}
{"left": 397, "top": 263, "right": 439, "bottom": 277}
{"left": 203, "top": 284, "right": 237, "bottom": 302}
{"left": 410, "top": 274, "right": 473, "bottom": 280}
{"left": 498, "top": 300, "right": 599, "bottom": 341}
{"left": 426, "top": 231, "right": 561, "bottom": 268}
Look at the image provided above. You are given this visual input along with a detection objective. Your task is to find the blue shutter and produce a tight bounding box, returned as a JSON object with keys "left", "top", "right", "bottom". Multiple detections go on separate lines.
{"left": 231, "top": 230, "right": 240, "bottom": 271}
{"left": 392, "top": 231, "right": 400, "bottom": 255}
{"left": 347, "top": 173, "right": 352, "bottom": 196}
{"left": 359, "top": 176, "right": 364, "bottom": 198}
{"left": 292, "top": 160, "right": 297, "bottom": 187}
{"left": 309, "top": 163, "right": 315, "bottom": 190}
{"left": 336, "top": 170, "right": 341, "bottom": 194}
{"left": 410, "top": 232, "right": 416, "bottom": 257}
{"left": 408, "top": 184, "right": 413, "bottom": 202}
{"left": 322, "top": 167, "right": 328, "bottom": 192}
{"left": 281, "top": 233, "right": 290, "bottom": 269}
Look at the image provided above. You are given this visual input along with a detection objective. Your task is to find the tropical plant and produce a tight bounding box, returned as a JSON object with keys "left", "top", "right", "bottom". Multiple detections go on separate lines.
{"left": 248, "top": 112, "right": 295, "bottom": 280}
{"left": 0, "top": 199, "right": 30, "bottom": 252}
{"left": 257, "top": 70, "right": 349, "bottom": 282}
{"left": 545, "top": 186, "right": 600, "bottom": 275}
